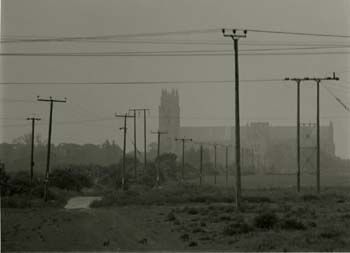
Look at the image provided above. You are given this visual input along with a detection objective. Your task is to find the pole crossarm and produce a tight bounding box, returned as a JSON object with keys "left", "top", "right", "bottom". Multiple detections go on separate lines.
{"left": 222, "top": 29, "right": 247, "bottom": 39}
{"left": 151, "top": 131, "right": 168, "bottom": 135}
{"left": 175, "top": 137, "right": 193, "bottom": 142}
{"left": 37, "top": 96, "right": 67, "bottom": 103}
{"left": 27, "top": 117, "right": 41, "bottom": 121}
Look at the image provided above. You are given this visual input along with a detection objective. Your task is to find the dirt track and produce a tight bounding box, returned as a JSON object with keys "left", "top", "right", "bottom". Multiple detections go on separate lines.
{"left": 2, "top": 206, "right": 185, "bottom": 251}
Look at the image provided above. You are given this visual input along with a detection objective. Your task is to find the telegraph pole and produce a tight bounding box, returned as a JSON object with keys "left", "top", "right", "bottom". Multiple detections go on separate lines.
{"left": 37, "top": 96, "right": 66, "bottom": 201}
{"left": 151, "top": 130, "right": 168, "bottom": 186}
{"left": 209, "top": 144, "right": 218, "bottom": 185}
{"left": 284, "top": 78, "right": 302, "bottom": 192}
{"left": 200, "top": 144, "right": 203, "bottom": 185}
{"left": 115, "top": 113, "right": 135, "bottom": 190}
{"left": 175, "top": 137, "right": 192, "bottom": 181}
{"left": 128, "top": 109, "right": 150, "bottom": 173}
{"left": 224, "top": 145, "right": 231, "bottom": 186}
{"left": 223, "top": 28, "right": 247, "bottom": 209}
{"left": 285, "top": 73, "right": 339, "bottom": 193}
{"left": 128, "top": 108, "right": 150, "bottom": 176}
{"left": 27, "top": 116, "right": 41, "bottom": 185}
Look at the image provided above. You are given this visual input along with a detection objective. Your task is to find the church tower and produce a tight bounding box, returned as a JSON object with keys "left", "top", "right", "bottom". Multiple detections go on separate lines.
{"left": 158, "top": 88, "right": 180, "bottom": 153}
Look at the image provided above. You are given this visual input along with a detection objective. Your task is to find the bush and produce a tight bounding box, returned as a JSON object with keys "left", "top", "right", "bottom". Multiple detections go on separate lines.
{"left": 243, "top": 196, "right": 272, "bottom": 203}
{"left": 280, "top": 218, "right": 306, "bottom": 230}
{"left": 5, "top": 171, "right": 43, "bottom": 197}
{"left": 302, "top": 194, "right": 319, "bottom": 201}
{"left": 319, "top": 227, "right": 342, "bottom": 239}
{"left": 50, "top": 168, "right": 93, "bottom": 191}
{"left": 0, "top": 166, "right": 10, "bottom": 195}
{"left": 187, "top": 207, "right": 199, "bottom": 215}
{"left": 223, "top": 219, "right": 253, "bottom": 235}
{"left": 1, "top": 187, "right": 68, "bottom": 208}
{"left": 167, "top": 212, "right": 176, "bottom": 221}
{"left": 1, "top": 196, "right": 33, "bottom": 208}
{"left": 254, "top": 212, "right": 279, "bottom": 229}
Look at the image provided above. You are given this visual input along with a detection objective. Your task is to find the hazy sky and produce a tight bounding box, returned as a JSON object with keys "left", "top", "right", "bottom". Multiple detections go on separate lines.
{"left": 1, "top": 0, "right": 349, "bottom": 158}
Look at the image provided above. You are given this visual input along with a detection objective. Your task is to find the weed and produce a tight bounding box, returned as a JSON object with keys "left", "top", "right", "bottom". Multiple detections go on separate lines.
{"left": 180, "top": 233, "right": 190, "bottom": 241}
{"left": 188, "top": 241, "right": 198, "bottom": 247}
{"left": 302, "top": 194, "right": 319, "bottom": 202}
{"left": 280, "top": 218, "right": 306, "bottom": 230}
{"left": 243, "top": 196, "right": 272, "bottom": 203}
{"left": 254, "top": 212, "right": 278, "bottom": 229}
{"left": 199, "top": 236, "right": 211, "bottom": 241}
{"left": 192, "top": 227, "right": 205, "bottom": 233}
{"left": 167, "top": 212, "right": 176, "bottom": 221}
{"left": 187, "top": 207, "right": 199, "bottom": 215}
{"left": 319, "top": 228, "right": 342, "bottom": 239}
{"left": 223, "top": 220, "right": 253, "bottom": 235}
{"left": 219, "top": 214, "right": 231, "bottom": 221}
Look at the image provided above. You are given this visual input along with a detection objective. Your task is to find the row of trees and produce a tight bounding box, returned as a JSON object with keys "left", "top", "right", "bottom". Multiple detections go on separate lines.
{"left": 0, "top": 135, "right": 122, "bottom": 172}
{"left": 1, "top": 134, "right": 348, "bottom": 176}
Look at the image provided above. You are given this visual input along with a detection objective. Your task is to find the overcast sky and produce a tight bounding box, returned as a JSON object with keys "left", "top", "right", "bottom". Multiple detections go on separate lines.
{"left": 1, "top": 0, "right": 349, "bottom": 158}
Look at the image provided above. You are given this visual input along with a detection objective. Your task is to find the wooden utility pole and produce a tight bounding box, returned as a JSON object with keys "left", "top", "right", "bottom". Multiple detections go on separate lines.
{"left": 284, "top": 78, "right": 302, "bottom": 192}
{"left": 175, "top": 137, "right": 192, "bottom": 181}
{"left": 27, "top": 117, "right": 41, "bottom": 184}
{"left": 285, "top": 73, "right": 339, "bottom": 193}
{"left": 151, "top": 130, "right": 167, "bottom": 186}
{"left": 223, "top": 29, "right": 247, "bottom": 209}
{"left": 224, "top": 145, "right": 231, "bottom": 186}
{"left": 115, "top": 113, "right": 135, "bottom": 190}
{"left": 209, "top": 144, "right": 218, "bottom": 185}
{"left": 128, "top": 108, "right": 150, "bottom": 177}
{"left": 200, "top": 144, "right": 203, "bottom": 185}
{"left": 37, "top": 96, "right": 66, "bottom": 201}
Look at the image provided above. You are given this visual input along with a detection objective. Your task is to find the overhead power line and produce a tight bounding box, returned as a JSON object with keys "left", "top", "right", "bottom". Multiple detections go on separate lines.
{"left": 0, "top": 28, "right": 219, "bottom": 43}
{"left": 2, "top": 27, "right": 350, "bottom": 43}
{"left": 1, "top": 50, "right": 350, "bottom": 57}
{"left": 0, "top": 79, "right": 283, "bottom": 86}
{"left": 322, "top": 84, "right": 350, "bottom": 112}
{"left": 232, "top": 28, "right": 350, "bottom": 39}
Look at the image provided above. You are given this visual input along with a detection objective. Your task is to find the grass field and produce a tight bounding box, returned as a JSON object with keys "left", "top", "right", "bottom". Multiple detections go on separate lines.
{"left": 3, "top": 182, "right": 350, "bottom": 251}
{"left": 2, "top": 170, "right": 350, "bottom": 251}
{"left": 190, "top": 171, "right": 350, "bottom": 189}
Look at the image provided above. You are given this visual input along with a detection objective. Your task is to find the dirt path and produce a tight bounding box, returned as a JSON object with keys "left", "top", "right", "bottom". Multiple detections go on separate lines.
{"left": 64, "top": 196, "right": 101, "bottom": 209}
{"left": 1, "top": 205, "right": 185, "bottom": 251}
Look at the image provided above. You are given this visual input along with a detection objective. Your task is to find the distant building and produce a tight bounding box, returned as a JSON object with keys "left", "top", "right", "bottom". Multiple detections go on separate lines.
{"left": 158, "top": 88, "right": 335, "bottom": 174}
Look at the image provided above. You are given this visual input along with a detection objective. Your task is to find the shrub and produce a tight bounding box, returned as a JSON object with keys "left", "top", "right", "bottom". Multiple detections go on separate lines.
{"left": 188, "top": 241, "right": 198, "bottom": 247}
{"left": 5, "top": 171, "right": 43, "bottom": 197}
{"left": 1, "top": 196, "right": 32, "bottom": 208}
{"left": 243, "top": 196, "right": 272, "bottom": 203}
{"left": 254, "top": 212, "right": 279, "bottom": 229}
{"left": 302, "top": 194, "right": 319, "bottom": 201}
{"left": 167, "top": 212, "right": 176, "bottom": 221}
{"left": 280, "top": 218, "right": 306, "bottom": 230}
{"left": 0, "top": 166, "right": 10, "bottom": 195}
{"left": 319, "top": 227, "right": 342, "bottom": 239}
{"left": 223, "top": 220, "right": 253, "bottom": 235}
{"left": 187, "top": 207, "right": 199, "bottom": 215}
{"left": 219, "top": 214, "right": 231, "bottom": 221}
{"left": 180, "top": 233, "right": 190, "bottom": 241}
{"left": 50, "top": 168, "right": 93, "bottom": 191}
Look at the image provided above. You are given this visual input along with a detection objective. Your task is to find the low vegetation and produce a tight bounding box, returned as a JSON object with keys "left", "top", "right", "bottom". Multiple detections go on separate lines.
{"left": 91, "top": 182, "right": 234, "bottom": 207}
